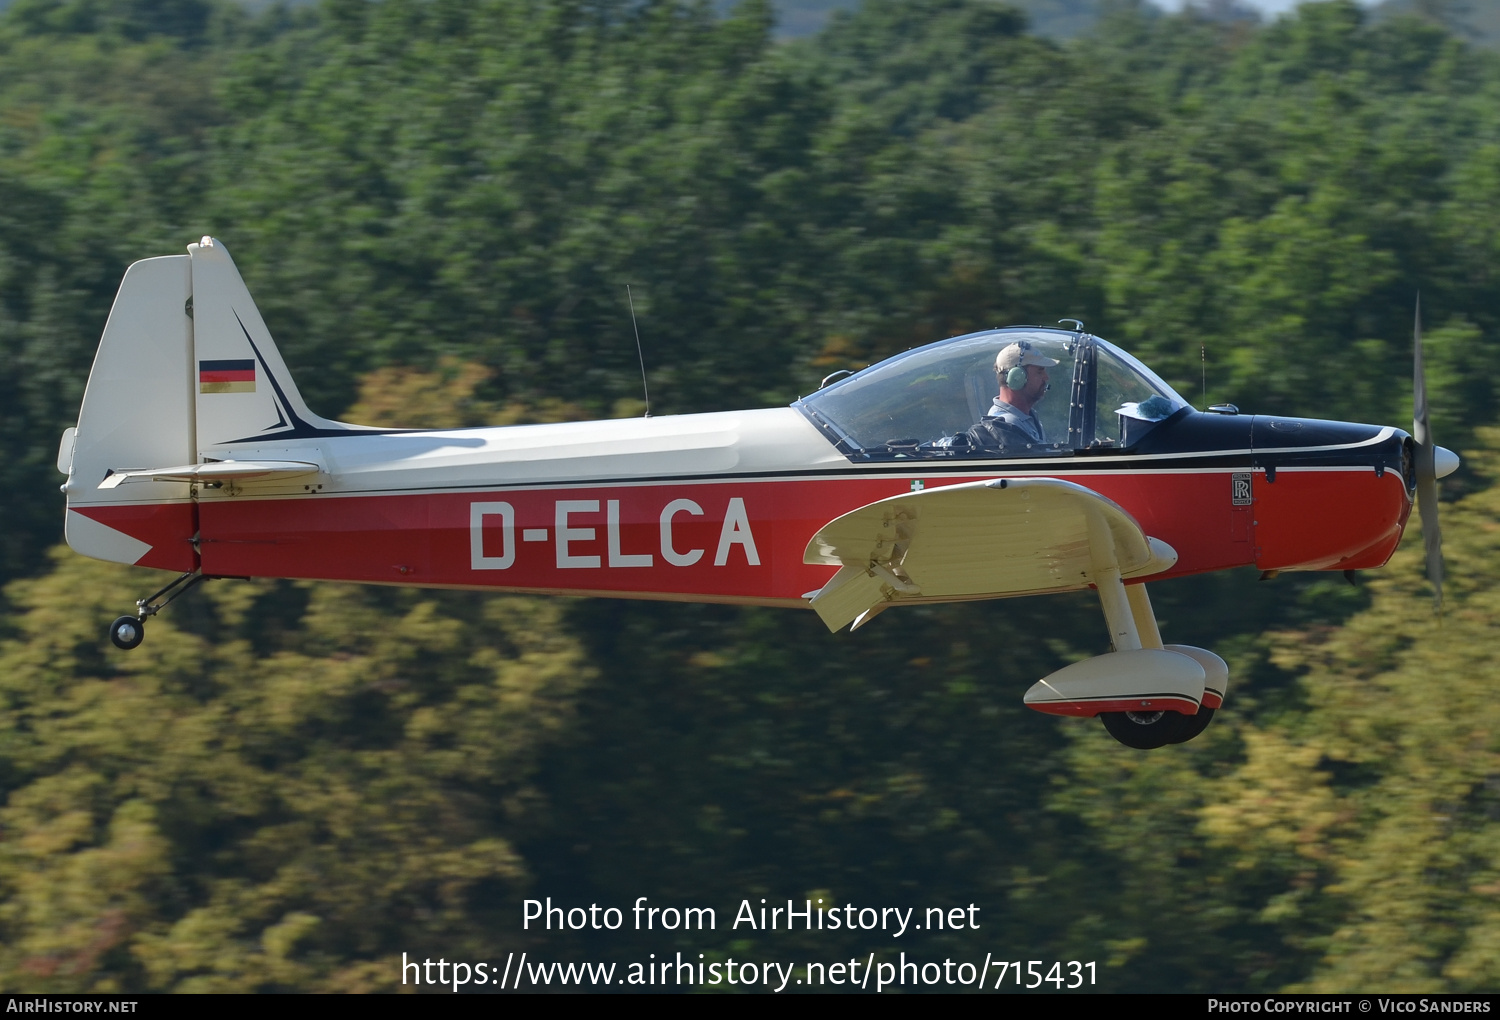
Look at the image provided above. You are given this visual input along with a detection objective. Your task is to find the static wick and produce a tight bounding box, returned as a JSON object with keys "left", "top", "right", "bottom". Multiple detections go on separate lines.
{"left": 628, "top": 285, "right": 651, "bottom": 418}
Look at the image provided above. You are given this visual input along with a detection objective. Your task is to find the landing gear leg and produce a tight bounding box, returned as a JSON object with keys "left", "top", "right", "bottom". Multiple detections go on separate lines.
{"left": 1098, "top": 583, "right": 1217, "bottom": 748}
{"left": 107, "top": 571, "right": 209, "bottom": 650}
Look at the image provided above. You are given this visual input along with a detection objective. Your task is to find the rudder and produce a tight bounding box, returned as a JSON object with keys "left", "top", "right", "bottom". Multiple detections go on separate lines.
{"left": 62, "top": 254, "right": 198, "bottom": 570}
{"left": 189, "top": 236, "right": 346, "bottom": 449}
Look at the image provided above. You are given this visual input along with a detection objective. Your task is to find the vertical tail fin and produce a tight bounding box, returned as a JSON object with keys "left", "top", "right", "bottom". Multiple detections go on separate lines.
{"left": 189, "top": 236, "right": 347, "bottom": 449}
{"left": 63, "top": 237, "right": 350, "bottom": 569}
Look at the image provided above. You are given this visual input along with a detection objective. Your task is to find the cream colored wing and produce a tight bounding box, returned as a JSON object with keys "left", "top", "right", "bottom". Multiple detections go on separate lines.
{"left": 802, "top": 478, "right": 1176, "bottom": 632}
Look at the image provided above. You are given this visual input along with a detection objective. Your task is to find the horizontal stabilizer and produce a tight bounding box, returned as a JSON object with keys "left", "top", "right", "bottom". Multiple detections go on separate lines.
{"left": 99, "top": 460, "right": 322, "bottom": 488}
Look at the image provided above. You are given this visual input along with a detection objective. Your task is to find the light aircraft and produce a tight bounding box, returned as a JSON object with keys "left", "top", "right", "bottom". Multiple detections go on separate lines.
{"left": 56, "top": 238, "right": 1460, "bottom": 749}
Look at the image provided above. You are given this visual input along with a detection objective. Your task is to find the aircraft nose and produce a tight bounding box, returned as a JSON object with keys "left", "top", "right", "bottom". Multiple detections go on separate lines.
{"left": 1435, "top": 446, "right": 1460, "bottom": 479}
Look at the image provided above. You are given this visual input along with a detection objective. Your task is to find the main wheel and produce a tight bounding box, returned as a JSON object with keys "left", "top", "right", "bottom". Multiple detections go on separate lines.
{"left": 109, "top": 616, "right": 145, "bottom": 650}
{"left": 1167, "top": 706, "right": 1215, "bottom": 745}
{"left": 1100, "top": 709, "right": 1190, "bottom": 749}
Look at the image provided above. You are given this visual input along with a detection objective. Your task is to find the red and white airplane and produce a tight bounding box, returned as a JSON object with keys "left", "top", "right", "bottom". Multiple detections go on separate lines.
{"left": 57, "top": 238, "right": 1459, "bottom": 748}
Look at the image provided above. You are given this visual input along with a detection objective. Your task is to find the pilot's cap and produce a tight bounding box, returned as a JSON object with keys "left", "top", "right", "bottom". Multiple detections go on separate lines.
{"left": 995, "top": 342, "right": 1059, "bottom": 374}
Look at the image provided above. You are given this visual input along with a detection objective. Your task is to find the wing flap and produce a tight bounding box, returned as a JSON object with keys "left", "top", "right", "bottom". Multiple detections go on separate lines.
{"left": 806, "top": 564, "right": 890, "bottom": 632}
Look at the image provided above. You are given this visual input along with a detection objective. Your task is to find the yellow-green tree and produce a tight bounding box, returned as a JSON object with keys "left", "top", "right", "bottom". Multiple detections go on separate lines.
{"left": 0, "top": 550, "right": 591, "bottom": 991}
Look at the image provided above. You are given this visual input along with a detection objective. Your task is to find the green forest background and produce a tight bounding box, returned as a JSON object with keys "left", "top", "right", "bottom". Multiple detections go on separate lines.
{"left": 1, "top": 0, "right": 1499, "bottom": 993}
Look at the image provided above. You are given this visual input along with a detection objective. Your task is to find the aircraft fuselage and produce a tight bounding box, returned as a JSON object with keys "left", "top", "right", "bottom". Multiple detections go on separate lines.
{"left": 70, "top": 406, "right": 1413, "bottom": 605}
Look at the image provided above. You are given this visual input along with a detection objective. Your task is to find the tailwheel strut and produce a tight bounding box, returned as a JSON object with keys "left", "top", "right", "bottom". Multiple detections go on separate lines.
{"left": 108, "top": 571, "right": 210, "bottom": 650}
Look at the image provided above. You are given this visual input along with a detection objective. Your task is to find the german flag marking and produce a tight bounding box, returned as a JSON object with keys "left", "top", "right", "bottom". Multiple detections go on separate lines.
{"left": 199, "top": 359, "right": 255, "bottom": 394}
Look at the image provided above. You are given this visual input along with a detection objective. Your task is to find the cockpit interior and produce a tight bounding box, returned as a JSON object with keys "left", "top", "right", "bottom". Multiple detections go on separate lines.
{"left": 795, "top": 327, "right": 1190, "bottom": 461}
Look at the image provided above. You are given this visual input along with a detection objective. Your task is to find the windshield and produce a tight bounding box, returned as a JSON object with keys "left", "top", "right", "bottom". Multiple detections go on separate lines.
{"left": 797, "top": 328, "right": 1188, "bottom": 461}
{"left": 1092, "top": 341, "right": 1189, "bottom": 447}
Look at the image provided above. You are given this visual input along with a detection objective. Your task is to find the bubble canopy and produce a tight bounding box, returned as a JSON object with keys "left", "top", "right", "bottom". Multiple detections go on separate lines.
{"left": 795, "top": 328, "right": 1190, "bottom": 461}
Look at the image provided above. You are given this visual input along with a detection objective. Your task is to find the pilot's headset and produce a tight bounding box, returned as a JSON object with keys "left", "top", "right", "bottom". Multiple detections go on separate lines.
{"left": 1004, "top": 341, "right": 1038, "bottom": 390}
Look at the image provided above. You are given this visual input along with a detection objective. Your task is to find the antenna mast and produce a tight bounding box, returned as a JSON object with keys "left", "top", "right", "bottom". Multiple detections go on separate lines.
{"left": 627, "top": 285, "right": 651, "bottom": 418}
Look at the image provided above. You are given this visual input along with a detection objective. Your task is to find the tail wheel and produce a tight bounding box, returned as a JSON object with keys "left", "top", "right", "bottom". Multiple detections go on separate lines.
{"left": 1100, "top": 709, "right": 1191, "bottom": 749}
{"left": 109, "top": 616, "right": 145, "bottom": 650}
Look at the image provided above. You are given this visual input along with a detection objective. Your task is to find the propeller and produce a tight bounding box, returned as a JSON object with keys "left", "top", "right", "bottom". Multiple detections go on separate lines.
{"left": 1412, "top": 294, "right": 1444, "bottom": 612}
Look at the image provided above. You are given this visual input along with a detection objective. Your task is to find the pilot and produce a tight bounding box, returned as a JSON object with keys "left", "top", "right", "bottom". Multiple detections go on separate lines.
{"left": 977, "top": 341, "right": 1058, "bottom": 445}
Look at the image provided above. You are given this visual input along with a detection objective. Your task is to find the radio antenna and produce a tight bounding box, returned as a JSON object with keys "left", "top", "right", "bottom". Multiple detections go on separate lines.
{"left": 1201, "top": 343, "right": 1207, "bottom": 405}
{"left": 627, "top": 285, "right": 651, "bottom": 418}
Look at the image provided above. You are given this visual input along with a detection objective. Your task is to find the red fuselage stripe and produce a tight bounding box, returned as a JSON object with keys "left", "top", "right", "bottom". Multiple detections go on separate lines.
{"left": 73, "top": 466, "right": 1410, "bottom": 602}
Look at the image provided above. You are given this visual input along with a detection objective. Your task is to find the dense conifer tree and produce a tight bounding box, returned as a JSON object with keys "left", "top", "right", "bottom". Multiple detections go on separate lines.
{"left": 1, "top": 0, "right": 1497, "bottom": 991}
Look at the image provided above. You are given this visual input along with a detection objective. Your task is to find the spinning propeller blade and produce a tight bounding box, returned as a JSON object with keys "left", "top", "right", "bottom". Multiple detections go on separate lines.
{"left": 1412, "top": 295, "right": 1444, "bottom": 612}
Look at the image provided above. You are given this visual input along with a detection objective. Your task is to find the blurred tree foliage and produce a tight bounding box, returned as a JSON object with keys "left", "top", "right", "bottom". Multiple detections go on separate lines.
{"left": 1, "top": 0, "right": 1498, "bottom": 992}
{"left": 0, "top": 552, "right": 590, "bottom": 991}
